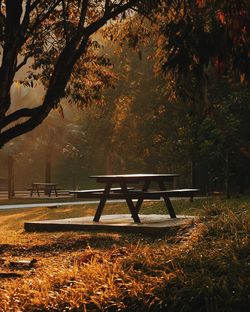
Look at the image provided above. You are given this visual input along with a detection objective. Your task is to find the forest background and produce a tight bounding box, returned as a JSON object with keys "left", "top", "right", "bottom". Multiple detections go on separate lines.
{"left": 0, "top": 1, "right": 249, "bottom": 197}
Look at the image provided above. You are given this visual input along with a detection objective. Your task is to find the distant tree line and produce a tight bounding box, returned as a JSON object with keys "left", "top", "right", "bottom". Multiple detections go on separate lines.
{"left": 0, "top": 0, "right": 249, "bottom": 196}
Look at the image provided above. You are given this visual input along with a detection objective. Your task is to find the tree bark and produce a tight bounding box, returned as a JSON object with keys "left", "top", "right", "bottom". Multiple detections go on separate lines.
{"left": 191, "top": 158, "right": 196, "bottom": 188}
{"left": 8, "top": 154, "right": 14, "bottom": 199}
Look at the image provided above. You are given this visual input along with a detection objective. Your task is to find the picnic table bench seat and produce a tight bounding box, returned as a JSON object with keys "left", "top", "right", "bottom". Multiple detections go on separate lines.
{"left": 70, "top": 187, "right": 134, "bottom": 199}
{"left": 70, "top": 188, "right": 199, "bottom": 200}
{"left": 129, "top": 188, "right": 199, "bottom": 199}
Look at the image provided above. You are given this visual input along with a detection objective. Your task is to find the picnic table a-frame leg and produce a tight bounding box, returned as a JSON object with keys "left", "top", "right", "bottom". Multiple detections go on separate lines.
{"left": 134, "top": 180, "right": 151, "bottom": 214}
{"left": 30, "top": 184, "right": 34, "bottom": 197}
{"left": 54, "top": 185, "right": 58, "bottom": 197}
{"left": 158, "top": 181, "right": 176, "bottom": 218}
{"left": 31, "top": 184, "right": 40, "bottom": 197}
{"left": 120, "top": 180, "right": 141, "bottom": 223}
{"left": 93, "top": 182, "right": 112, "bottom": 222}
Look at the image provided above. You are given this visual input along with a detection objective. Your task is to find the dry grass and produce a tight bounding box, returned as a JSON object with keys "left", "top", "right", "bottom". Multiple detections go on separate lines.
{"left": 0, "top": 198, "right": 249, "bottom": 312}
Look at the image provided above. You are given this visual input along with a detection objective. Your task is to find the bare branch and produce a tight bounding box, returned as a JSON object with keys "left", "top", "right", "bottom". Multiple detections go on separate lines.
{"left": 15, "top": 53, "right": 32, "bottom": 72}
{"left": 77, "top": 0, "right": 89, "bottom": 31}
{"left": 0, "top": 106, "right": 42, "bottom": 131}
{"left": 85, "top": 0, "right": 139, "bottom": 37}
{"left": 0, "top": 0, "right": 23, "bottom": 117}
{"left": 21, "top": 0, "right": 32, "bottom": 29}
{"left": 27, "top": 0, "right": 61, "bottom": 37}
{"left": 0, "top": 105, "right": 49, "bottom": 148}
{"left": 104, "top": 0, "right": 111, "bottom": 15}
{"left": 29, "top": 0, "right": 43, "bottom": 12}
{"left": 62, "top": 0, "right": 70, "bottom": 43}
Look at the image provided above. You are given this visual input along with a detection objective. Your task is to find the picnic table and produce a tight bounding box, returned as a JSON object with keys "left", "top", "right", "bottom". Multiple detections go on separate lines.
{"left": 75, "top": 174, "right": 198, "bottom": 223}
{"left": 30, "top": 182, "right": 58, "bottom": 197}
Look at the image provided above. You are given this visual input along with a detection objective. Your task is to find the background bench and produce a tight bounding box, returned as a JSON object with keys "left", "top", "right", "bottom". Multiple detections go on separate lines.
{"left": 30, "top": 183, "right": 58, "bottom": 197}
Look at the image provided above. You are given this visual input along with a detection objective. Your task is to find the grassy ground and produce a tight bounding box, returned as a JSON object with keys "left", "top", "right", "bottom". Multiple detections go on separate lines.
{"left": 0, "top": 196, "right": 84, "bottom": 205}
{"left": 0, "top": 197, "right": 249, "bottom": 312}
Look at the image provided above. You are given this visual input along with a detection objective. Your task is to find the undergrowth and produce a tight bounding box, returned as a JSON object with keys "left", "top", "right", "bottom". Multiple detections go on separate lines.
{"left": 0, "top": 198, "right": 249, "bottom": 311}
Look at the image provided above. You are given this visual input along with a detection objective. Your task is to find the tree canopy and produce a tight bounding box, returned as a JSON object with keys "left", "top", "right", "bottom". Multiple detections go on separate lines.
{"left": 1, "top": 0, "right": 248, "bottom": 149}
{"left": 154, "top": 0, "right": 249, "bottom": 80}
{"left": 0, "top": 0, "right": 160, "bottom": 148}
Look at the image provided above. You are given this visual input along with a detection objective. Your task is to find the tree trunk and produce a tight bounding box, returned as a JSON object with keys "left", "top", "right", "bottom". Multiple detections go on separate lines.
{"left": 225, "top": 151, "right": 230, "bottom": 198}
{"left": 8, "top": 154, "right": 14, "bottom": 199}
{"left": 238, "top": 174, "right": 245, "bottom": 195}
{"left": 191, "top": 159, "right": 196, "bottom": 188}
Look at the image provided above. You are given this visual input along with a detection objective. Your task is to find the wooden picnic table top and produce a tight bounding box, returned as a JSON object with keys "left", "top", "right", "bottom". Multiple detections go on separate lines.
{"left": 90, "top": 173, "right": 179, "bottom": 183}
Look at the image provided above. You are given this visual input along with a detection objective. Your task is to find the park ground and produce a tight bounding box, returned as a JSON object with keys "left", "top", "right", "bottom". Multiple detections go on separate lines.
{"left": 0, "top": 197, "right": 249, "bottom": 312}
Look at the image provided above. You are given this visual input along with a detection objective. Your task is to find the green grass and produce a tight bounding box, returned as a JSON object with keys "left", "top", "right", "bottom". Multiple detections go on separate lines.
{"left": 0, "top": 197, "right": 249, "bottom": 312}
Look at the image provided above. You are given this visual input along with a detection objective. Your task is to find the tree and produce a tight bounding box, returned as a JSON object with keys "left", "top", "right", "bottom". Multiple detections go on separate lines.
{"left": 0, "top": 0, "right": 159, "bottom": 148}
{"left": 143, "top": 0, "right": 250, "bottom": 190}
{"left": 109, "top": 2, "right": 250, "bottom": 191}
{"left": 78, "top": 34, "right": 168, "bottom": 174}
{"left": 156, "top": 0, "right": 249, "bottom": 79}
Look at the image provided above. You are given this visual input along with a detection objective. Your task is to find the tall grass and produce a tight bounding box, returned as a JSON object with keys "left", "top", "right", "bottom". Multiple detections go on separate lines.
{"left": 0, "top": 198, "right": 249, "bottom": 311}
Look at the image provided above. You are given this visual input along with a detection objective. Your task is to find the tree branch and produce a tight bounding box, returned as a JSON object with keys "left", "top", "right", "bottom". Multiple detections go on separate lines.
{"left": 15, "top": 53, "right": 32, "bottom": 71}
{"left": 0, "top": 0, "right": 23, "bottom": 117}
{"left": 43, "top": 0, "right": 140, "bottom": 107}
{"left": 29, "top": 0, "right": 43, "bottom": 12}
{"left": 27, "top": 0, "right": 61, "bottom": 37}
{"left": 77, "top": 0, "right": 89, "bottom": 32}
{"left": 104, "top": 0, "right": 111, "bottom": 15}
{"left": 21, "top": 0, "right": 32, "bottom": 31}
{"left": 61, "top": 0, "right": 70, "bottom": 43}
{"left": 0, "top": 106, "right": 50, "bottom": 148}
{"left": 0, "top": 0, "right": 5, "bottom": 21}
{"left": 85, "top": 0, "right": 139, "bottom": 37}
{"left": 0, "top": 106, "right": 42, "bottom": 131}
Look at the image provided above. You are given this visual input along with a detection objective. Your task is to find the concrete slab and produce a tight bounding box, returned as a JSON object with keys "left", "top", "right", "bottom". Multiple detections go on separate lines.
{"left": 24, "top": 214, "right": 195, "bottom": 235}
